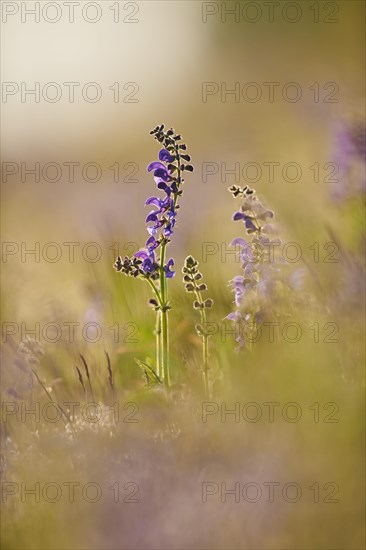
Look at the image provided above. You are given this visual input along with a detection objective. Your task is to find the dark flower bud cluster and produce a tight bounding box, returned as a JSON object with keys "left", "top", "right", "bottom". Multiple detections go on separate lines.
{"left": 183, "top": 256, "right": 213, "bottom": 311}
{"left": 114, "top": 254, "right": 160, "bottom": 280}
{"left": 183, "top": 255, "right": 213, "bottom": 342}
{"left": 183, "top": 255, "right": 213, "bottom": 395}
{"left": 229, "top": 185, "right": 275, "bottom": 235}
{"left": 150, "top": 124, "right": 194, "bottom": 175}
{"left": 229, "top": 185, "right": 255, "bottom": 198}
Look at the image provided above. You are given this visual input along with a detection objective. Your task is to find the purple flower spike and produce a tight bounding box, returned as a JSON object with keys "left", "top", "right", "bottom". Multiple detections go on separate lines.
{"left": 159, "top": 148, "right": 174, "bottom": 163}
{"left": 164, "top": 258, "right": 175, "bottom": 278}
{"left": 114, "top": 125, "right": 194, "bottom": 283}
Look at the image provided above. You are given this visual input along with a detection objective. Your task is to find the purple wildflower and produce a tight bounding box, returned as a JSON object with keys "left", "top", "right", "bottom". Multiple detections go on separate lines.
{"left": 114, "top": 124, "right": 194, "bottom": 281}
{"left": 226, "top": 185, "right": 301, "bottom": 351}
{"left": 230, "top": 187, "right": 271, "bottom": 278}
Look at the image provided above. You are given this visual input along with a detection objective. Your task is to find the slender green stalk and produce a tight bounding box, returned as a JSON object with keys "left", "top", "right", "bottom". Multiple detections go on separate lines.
{"left": 31, "top": 367, "right": 69, "bottom": 424}
{"left": 145, "top": 277, "right": 164, "bottom": 379}
{"left": 161, "top": 306, "right": 170, "bottom": 387}
{"left": 155, "top": 311, "right": 162, "bottom": 379}
{"left": 80, "top": 354, "right": 95, "bottom": 403}
{"left": 114, "top": 125, "right": 194, "bottom": 389}
{"left": 159, "top": 242, "right": 170, "bottom": 387}
{"left": 183, "top": 256, "right": 213, "bottom": 398}
{"left": 145, "top": 278, "right": 164, "bottom": 308}
{"left": 195, "top": 290, "right": 209, "bottom": 397}
{"left": 157, "top": 142, "right": 182, "bottom": 388}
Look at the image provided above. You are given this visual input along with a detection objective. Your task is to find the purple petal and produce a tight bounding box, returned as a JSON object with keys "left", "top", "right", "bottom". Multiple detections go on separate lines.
{"left": 145, "top": 197, "right": 161, "bottom": 207}
{"left": 231, "top": 237, "right": 247, "bottom": 248}
{"left": 245, "top": 219, "right": 256, "bottom": 230}
{"left": 157, "top": 181, "right": 171, "bottom": 195}
{"left": 163, "top": 196, "right": 174, "bottom": 208}
{"left": 226, "top": 311, "right": 242, "bottom": 322}
{"left": 233, "top": 212, "right": 245, "bottom": 221}
{"left": 154, "top": 168, "right": 169, "bottom": 182}
{"left": 258, "top": 210, "right": 274, "bottom": 220}
{"left": 147, "top": 161, "right": 166, "bottom": 172}
{"left": 134, "top": 250, "right": 148, "bottom": 260}
{"left": 146, "top": 236, "right": 157, "bottom": 249}
{"left": 240, "top": 247, "right": 254, "bottom": 262}
{"left": 164, "top": 258, "right": 175, "bottom": 278}
{"left": 163, "top": 226, "right": 173, "bottom": 237}
{"left": 261, "top": 224, "right": 275, "bottom": 234}
{"left": 159, "top": 149, "right": 174, "bottom": 163}
{"left": 146, "top": 212, "right": 158, "bottom": 223}
{"left": 142, "top": 259, "right": 152, "bottom": 272}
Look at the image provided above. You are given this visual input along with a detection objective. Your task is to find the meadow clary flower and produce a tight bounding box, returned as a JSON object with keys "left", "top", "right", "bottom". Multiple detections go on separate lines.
{"left": 113, "top": 125, "right": 194, "bottom": 389}
{"left": 114, "top": 124, "right": 193, "bottom": 282}
{"left": 226, "top": 186, "right": 285, "bottom": 349}
{"left": 226, "top": 185, "right": 307, "bottom": 351}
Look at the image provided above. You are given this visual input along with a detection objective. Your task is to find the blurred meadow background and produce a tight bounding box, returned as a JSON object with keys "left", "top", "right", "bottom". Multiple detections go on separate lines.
{"left": 1, "top": 1, "right": 365, "bottom": 548}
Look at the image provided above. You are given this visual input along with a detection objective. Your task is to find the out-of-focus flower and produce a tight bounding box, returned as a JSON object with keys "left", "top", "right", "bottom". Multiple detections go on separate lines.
{"left": 330, "top": 120, "right": 365, "bottom": 203}
{"left": 226, "top": 185, "right": 303, "bottom": 350}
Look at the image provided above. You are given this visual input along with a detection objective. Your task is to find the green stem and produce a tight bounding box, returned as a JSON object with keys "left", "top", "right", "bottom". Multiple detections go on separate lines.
{"left": 155, "top": 312, "right": 162, "bottom": 379}
{"left": 144, "top": 277, "right": 164, "bottom": 380}
{"left": 193, "top": 286, "right": 210, "bottom": 398}
{"left": 145, "top": 278, "right": 163, "bottom": 309}
{"left": 161, "top": 306, "right": 170, "bottom": 387}
{"left": 160, "top": 242, "right": 170, "bottom": 387}
{"left": 147, "top": 140, "right": 183, "bottom": 388}
{"left": 201, "top": 310, "right": 209, "bottom": 398}
{"left": 202, "top": 334, "right": 209, "bottom": 397}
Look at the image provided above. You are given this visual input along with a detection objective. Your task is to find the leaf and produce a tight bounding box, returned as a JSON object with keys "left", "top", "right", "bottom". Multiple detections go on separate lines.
{"left": 134, "top": 359, "right": 162, "bottom": 384}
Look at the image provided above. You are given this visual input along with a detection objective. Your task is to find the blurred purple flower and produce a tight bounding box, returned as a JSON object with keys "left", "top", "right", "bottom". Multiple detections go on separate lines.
{"left": 330, "top": 120, "right": 366, "bottom": 202}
